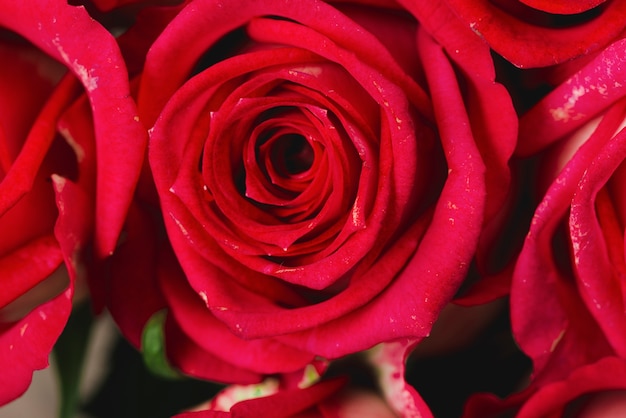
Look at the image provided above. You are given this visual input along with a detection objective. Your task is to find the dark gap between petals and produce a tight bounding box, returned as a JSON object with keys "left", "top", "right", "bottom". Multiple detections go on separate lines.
{"left": 490, "top": 0, "right": 608, "bottom": 28}
{"left": 269, "top": 133, "right": 314, "bottom": 176}
{"left": 190, "top": 27, "right": 249, "bottom": 76}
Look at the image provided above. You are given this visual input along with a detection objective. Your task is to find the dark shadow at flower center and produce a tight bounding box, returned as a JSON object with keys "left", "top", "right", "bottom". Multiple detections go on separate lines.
{"left": 269, "top": 133, "right": 314, "bottom": 176}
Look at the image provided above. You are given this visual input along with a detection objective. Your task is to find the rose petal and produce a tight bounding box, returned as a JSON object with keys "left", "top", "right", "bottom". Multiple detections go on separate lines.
{"left": 164, "top": 313, "right": 262, "bottom": 385}
{"left": 569, "top": 126, "right": 626, "bottom": 357}
{"left": 443, "top": 0, "right": 626, "bottom": 68}
{"left": 0, "top": 235, "right": 64, "bottom": 309}
{"left": 0, "top": 0, "right": 146, "bottom": 256}
{"left": 138, "top": 0, "right": 432, "bottom": 125}
{"left": 517, "top": 357, "right": 626, "bottom": 418}
{"left": 106, "top": 202, "right": 167, "bottom": 348}
{"left": 174, "top": 377, "right": 345, "bottom": 418}
{"left": 0, "top": 287, "right": 72, "bottom": 405}
{"left": 518, "top": 39, "right": 626, "bottom": 156}
{"left": 159, "top": 249, "right": 317, "bottom": 375}
{"left": 519, "top": 0, "right": 608, "bottom": 14}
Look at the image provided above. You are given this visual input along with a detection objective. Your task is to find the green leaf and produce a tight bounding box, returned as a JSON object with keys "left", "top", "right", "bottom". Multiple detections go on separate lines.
{"left": 53, "top": 300, "right": 94, "bottom": 418}
{"left": 141, "top": 310, "right": 182, "bottom": 379}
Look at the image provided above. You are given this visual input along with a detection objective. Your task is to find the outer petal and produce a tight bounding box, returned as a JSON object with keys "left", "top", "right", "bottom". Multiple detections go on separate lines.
{"left": 443, "top": 0, "right": 626, "bottom": 68}
{"left": 0, "top": 284, "right": 72, "bottom": 405}
{"left": 138, "top": 0, "right": 431, "bottom": 126}
{"left": 0, "top": 173, "right": 90, "bottom": 405}
{"left": 164, "top": 314, "right": 263, "bottom": 385}
{"left": 0, "top": 0, "right": 146, "bottom": 256}
{"left": 158, "top": 248, "right": 317, "bottom": 375}
{"left": 366, "top": 340, "right": 433, "bottom": 418}
{"left": 517, "top": 357, "right": 626, "bottom": 418}
{"left": 519, "top": 0, "right": 608, "bottom": 14}
{"left": 569, "top": 117, "right": 626, "bottom": 357}
{"left": 0, "top": 38, "right": 86, "bottom": 406}
{"left": 0, "top": 75, "right": 78, "bottom": 218}
{"left": 105, "top": 202, "right": 167, "bottom": 348}
{"left": 464, "top": 358, "right": 626, "bottom": 417}
{"left": 518, "top": 39, "right": 626, "bottom": 156}
{"left": 398, "top": 0, "right": 518, "bottom": 286}
{"left": 0, "top": 236, "right": 64, "bottom": 313}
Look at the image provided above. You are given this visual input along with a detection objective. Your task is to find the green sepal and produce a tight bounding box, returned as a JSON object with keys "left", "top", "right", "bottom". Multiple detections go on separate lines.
{"left": 141, "top": 310, "right": 182, "bottom": 380}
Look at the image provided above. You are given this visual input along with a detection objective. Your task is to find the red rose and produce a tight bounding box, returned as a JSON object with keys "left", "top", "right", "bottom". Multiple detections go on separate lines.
{"left": 106, "top": 0, "right": 516, "bottom": 383}
{"left": 509, "top": 40, "right": 626, "bottom": 387}
{"left": 0, "top": 0, "right": 143, "bottom": 405}
{"left": 443, "top": 0, "right": 626, "bottom": 68}
{"left": 461, "top": 37, "right": 626, "bottom": 418}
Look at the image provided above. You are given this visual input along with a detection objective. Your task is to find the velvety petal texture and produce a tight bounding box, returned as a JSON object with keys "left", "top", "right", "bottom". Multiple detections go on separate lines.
{"left": 518, "top": 39, "right": 626, "bottom": 156}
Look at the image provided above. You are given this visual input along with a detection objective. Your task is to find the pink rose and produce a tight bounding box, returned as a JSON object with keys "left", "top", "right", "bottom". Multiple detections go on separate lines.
{"left": 0, "top": 0, "right": 143, "bottom": 405}
{"left": 105, "top": 0, "right": 516, "bottom": 383}
{"left": 443, "top": 0, "right": 626, "bottom": 68}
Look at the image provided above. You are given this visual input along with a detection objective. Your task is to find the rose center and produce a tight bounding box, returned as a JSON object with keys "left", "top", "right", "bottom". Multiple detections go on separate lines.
{"left": 269, "top": 134, "right": 314, "bottom": 176}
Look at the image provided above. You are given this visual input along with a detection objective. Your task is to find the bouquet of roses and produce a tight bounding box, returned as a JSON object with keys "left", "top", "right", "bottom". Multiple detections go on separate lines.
{"left": 2, "top": 0, "right": 626, "bottom": 417}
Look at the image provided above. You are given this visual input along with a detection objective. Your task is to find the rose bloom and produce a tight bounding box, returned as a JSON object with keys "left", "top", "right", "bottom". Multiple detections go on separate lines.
{"left": 464, "top": 37, "right": 626, "bottom": 416}
{"left": 0, "top": 0, "right": 143, "bottom": 406}
{"left": 104, "top": 0, "right": 516, "bottom": 386}
{"left": 443, "top": 0, "right": 626, "bottom": 68}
